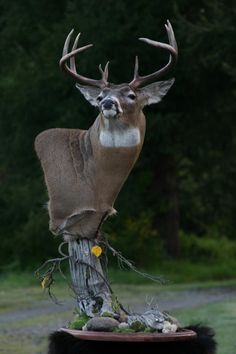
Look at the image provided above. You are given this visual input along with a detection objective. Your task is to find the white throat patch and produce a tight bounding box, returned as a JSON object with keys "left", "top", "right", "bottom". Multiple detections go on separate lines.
{"left": 99, "top": 125, "right": 141, "bottom": 148}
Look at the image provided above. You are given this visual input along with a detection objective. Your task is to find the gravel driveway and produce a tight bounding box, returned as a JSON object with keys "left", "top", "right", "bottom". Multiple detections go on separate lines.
{"left": 1, "top": 284, "right": 236, "bottom": 326}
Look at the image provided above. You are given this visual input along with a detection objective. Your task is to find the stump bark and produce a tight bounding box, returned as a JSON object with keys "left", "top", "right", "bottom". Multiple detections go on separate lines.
{"left": 68, "top": 238, "right": 119, "bottom": 318}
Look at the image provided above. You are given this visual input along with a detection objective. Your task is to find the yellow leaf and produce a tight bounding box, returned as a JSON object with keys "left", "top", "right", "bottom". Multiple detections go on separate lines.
{"left": 91, "top": 245, "right": 102, "bottom": 257}
{"left": 41, "top": 275, "right": 50, "bottom": 289}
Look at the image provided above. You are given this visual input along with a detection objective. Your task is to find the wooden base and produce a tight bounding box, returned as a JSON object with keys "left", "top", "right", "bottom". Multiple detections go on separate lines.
{"left": 60, "top": 328, "right": 197, "bottom": 343}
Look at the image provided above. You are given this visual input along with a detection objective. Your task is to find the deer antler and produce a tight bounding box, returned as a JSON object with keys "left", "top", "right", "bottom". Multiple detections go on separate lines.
{"left": 60, "top": 29, "right": 109, "bottom": 88}
{"left": 129, "top": 20, "right": 178, "bottom": 89}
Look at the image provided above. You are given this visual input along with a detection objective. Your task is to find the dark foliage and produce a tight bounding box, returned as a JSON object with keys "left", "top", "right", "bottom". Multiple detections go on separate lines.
{"left": 48, "top": 324, "right": 216, "bottom": 354}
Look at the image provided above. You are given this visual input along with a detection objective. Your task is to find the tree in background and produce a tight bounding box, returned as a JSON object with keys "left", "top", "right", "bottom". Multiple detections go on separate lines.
{"left": 0, "top": 0, "right": 235, "bottom": 268}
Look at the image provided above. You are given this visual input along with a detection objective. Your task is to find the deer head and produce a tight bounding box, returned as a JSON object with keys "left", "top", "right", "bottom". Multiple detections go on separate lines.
{"left": 60, "top": 20, "right": 178, "bottom": 126}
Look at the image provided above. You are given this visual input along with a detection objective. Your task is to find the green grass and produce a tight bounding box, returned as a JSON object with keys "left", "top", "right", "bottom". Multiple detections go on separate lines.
{"left": 172, "top": 300, "right": 236, "bottom": 354}
{"left": 109, "top": 259, "right": 236, "bottom": 285}
{"left": 0, "top": 270, "right": 65, "bottom": 289}
{"left": 0, "top": 308, "right": 72, "bottom": 354}
{"left": 1, "top": 257, "right": 236, "bottom": 290}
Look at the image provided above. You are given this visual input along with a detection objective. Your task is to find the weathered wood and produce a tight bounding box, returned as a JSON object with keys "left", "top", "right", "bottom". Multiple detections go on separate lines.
{"left": 68, "top": 239, "right": 116, "bottom": 317}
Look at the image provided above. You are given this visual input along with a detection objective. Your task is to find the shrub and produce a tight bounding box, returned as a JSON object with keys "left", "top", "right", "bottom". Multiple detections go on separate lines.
{"left": 179, "top": 230, "right": 236, "bottom": 262}
{"left": 106, "top": 211, "right": 166, "bottom": 267}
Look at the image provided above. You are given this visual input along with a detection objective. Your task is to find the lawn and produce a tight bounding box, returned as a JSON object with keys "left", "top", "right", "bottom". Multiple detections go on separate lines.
{"left": 173, "top": 300, "right": 236, "bottom": 354}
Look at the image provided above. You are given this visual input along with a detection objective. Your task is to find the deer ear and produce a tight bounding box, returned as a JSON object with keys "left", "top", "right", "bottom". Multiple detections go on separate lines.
{"left": 76, "top": 84, "right": 101, "bottom": 107}
{"left": 140, "top": 79, "right": 175, "bottom": 106}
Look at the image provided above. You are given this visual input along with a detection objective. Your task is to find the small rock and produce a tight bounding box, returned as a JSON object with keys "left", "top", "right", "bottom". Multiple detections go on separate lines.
{"left": 86, "top": 317, "right": 119, "bottom": 332}
{"left": 162, "top": 321, "right": 178, "bottom": 333}
{"left": 118, "top": 322, "right": 129, "bottom": 329}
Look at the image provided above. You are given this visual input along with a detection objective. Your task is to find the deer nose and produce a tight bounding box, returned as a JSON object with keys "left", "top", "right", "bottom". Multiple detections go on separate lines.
{"left": 102, "top": 99, "right": 114, "bottom": 110}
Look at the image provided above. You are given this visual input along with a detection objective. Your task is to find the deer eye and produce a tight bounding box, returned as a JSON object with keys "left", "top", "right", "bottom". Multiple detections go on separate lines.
{"left": 128, "top": 93, "right": 136, "bottom": 100}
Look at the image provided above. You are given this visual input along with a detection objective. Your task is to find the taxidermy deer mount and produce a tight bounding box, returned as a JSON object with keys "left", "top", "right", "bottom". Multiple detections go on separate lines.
{"left": 35, "top": 21, "right": 178, "bottom": 323}
{"left": 35, "top": 20, "right": 178, "bottom": 241}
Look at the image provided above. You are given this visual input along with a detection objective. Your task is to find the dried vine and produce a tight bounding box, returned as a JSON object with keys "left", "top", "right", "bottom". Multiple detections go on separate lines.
{"left": 100, "top": 234, "right": 167, "bottom": 285}
{"left": 35, "top": 242, "right": 69, "bottom": 303}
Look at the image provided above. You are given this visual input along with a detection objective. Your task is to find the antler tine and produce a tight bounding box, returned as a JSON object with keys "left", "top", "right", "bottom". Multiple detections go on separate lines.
{"left": 60, "top": 30, "right": 109, "bottom": 88}
{"left": 165, "top": 20, "right": 178, "bottom": 52}
{"left": 129, "top": 21, "right": 178, "bottom": 89}
{"left": 133, "top": 56, "right": 139, "bottom": 80}
{"left": 70, "top": 32, "right": 81, "bottom": 73}
{"left": 98, "top": 61, "right": 109, "bottom": 84}
{"left": 62, "top": 29, "right": 74, "bottom": 57}
{"left": 104, "top": 61, "right": 109, "bottom": 82}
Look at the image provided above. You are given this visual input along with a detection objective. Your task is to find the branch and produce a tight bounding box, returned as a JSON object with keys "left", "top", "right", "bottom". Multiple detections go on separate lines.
{"left": 35, "top": 242, "right": 70, "bottom": 304}
{"left": 100, "top": 235, "right": 167, "bottom": 285}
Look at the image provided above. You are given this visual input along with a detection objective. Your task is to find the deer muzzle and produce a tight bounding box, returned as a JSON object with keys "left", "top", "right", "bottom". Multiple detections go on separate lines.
{"left": 100, "top": 97, "right": 123, "bottom": 119}
{"left": 102, "top": 98, "right": 114, "bottom": 110}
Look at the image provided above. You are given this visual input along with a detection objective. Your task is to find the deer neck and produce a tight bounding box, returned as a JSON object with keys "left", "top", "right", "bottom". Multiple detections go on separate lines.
{"left": 96, "top": 113, "right": 144, "bottom": 148}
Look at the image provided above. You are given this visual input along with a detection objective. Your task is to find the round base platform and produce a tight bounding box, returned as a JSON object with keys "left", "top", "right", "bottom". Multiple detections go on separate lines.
{"left": 60, "top": 328, "right": 197, "bottom": 342}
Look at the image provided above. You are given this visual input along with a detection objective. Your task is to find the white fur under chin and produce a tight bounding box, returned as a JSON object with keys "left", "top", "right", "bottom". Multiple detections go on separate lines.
{"left": 102, "top": 109, "right": 117, "bottom": 119}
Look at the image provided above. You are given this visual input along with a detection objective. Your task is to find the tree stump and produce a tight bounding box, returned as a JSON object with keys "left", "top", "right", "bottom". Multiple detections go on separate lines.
{"left": 68, "top": 238, "right": 119, "bottom": 318}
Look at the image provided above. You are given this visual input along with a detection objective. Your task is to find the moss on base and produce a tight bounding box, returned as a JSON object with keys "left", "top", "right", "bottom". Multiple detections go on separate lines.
{"left": 130, "top": 320, "right": 146, "bottom": 332}
{"left": 113, "top": 328, "right": 136, "bottom": 333}
{"left": 69, "top": 313, "right": 90, "bottom": 330}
